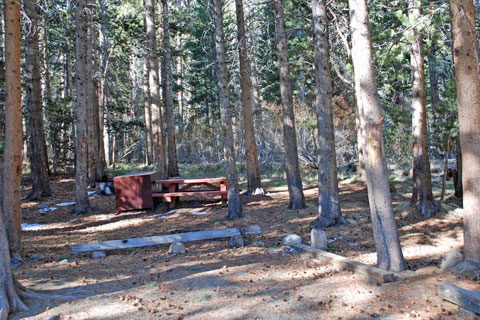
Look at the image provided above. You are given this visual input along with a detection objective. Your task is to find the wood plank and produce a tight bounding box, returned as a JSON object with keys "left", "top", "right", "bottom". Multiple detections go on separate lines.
{"left": 154, "top": 178, "right": 227, "bottom": 184}
{"left": 178, "top": 182, "right": 220, "bottom": 192}
{"left": 291, "top": 243, "right": 395, "bottom": 283}
{"left": 72, "top": 225, "right": 261, "bottom": 254}
{"left": 438, "top": 282, "right": 480, "bottom": 314}
{"left": 152, "top": 190, "right": 227, "bottom": 197}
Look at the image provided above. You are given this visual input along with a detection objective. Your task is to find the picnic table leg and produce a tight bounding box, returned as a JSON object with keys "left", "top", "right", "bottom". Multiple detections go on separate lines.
{"left": 220, "top": 180, "right": 227, "bottom": 205}
{"left": 167, "top": 183, "right": 178, "bottom": 209}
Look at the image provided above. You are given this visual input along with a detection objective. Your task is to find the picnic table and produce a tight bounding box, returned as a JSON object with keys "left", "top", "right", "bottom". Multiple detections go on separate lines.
{"left": 152, "top": 177, "right": 228, "bottom": 209}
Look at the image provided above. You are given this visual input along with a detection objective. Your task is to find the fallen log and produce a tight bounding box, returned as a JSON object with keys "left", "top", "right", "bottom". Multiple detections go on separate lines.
{"left": 71, "top": 224, "right": 261, "bottom": 254}
{"left": 291, "top": 243, "right": 395, "bottom": 283}
{"left": 438, "top": 282, "right": 480, "bottom": 314}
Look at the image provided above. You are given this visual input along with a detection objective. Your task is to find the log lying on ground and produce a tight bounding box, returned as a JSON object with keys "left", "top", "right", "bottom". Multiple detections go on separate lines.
{"left": 291, "top": 243, "right": 395, "bottom": 283}
{"left": 438, "top": 282, "right": 480, "bottom": 314}
{"left": 71, "top": 225, "right": 261, "bottom": 254}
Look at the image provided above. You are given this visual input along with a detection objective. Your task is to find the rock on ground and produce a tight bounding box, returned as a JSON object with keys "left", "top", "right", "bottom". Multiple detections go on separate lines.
{"left": 169, "top": 242, "right": 186, "bottom": 255}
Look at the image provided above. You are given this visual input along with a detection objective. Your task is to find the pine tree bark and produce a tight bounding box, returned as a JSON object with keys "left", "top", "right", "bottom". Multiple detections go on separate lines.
{"left": 86, "top": 7, "right": 99, "bottom": 187}
{"left": 234, "top": 0, "right": 264, "bottom": 195}
{"left": 450, "top": 0, "right": 480, "bottom": 264}
{"left": 98, "top": 0, "right": 111, "bottom": 168}
{"left": 454, "top": 137, "right": 463, "bottom": 197}
{"left": 143, "top": 62, "right": 154, "bottom": 165}
{"left": 144, "top": 0, "right": 167, "bottom": 178}
{"left": 409, "top": 0, "right": 436, "bottom": 218}
{"left": 213, "top": 0, "right": 243, "bottom": 220}
{"left": 348, "top": 0, "right": 406, "bottom": 271}
{"left": 64, "top": 0, "right": 73, "bottom": 98}
{"left": 88, "top": 10, "right": 105, "bottom": 183}
{"left": 42, "top": 11, "right": 52, "bottom": 176}
{"left": 175, "top": 0, "right": 184, "bottom": 144}
{"left": 74, "top": 0, "right": 93, "bottom": 215}
{"left": 1, "top": 5, "right": 35, "bottom": 317}
{"left": 25, "top": 0, "right": 52, "bottom": 201}
{"left": 0, "top": 205, "right": 27, "bottom": 320}
{"left": 356, "top": 116, "right": 367, "bottom": 181}
{"left": 160, "top": 0, "right": 179, "bottom": 177}
{"left": 274, "top": 0, "right": 305, "bottom": 210}
{"left": 311, "top": 0, "right": 343, "bottom": 227}
{"left": 2, "top": 0, "right": 23, "bottom": 261}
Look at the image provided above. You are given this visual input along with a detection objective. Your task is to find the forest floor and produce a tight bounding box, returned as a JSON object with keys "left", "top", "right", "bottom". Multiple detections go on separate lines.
{"left": 12, "top": 170, "right": 479, "bottom": 320}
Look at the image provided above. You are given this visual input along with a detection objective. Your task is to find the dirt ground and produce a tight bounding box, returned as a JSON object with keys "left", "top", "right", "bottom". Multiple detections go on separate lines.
{"left": 12, "top": 173, "right": 479, "bottom": 320}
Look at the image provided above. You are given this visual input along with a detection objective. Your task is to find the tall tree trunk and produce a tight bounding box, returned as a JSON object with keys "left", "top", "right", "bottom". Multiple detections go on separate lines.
{"left": 213, "top": 0, "right": 243, "bottom": 220}
{"left": 98, "top": 0, "right": 110, "bottom": 168}
{"left": 1, "top": 2, "right": 27, "bottom": 317}
{"left": 409, "top": 0, "right": 436, "bottom": 218}
{"left": 74, "top": 0, "right": 93, "bottom": 215}
{"left": 64, "top": 0, "right": 73, "bottom": 98}
{"left": 450, "top": 0, "right": 480, "bottom": 264}
{"left": 160, "top": 0, "right": 179, "bottom": 177}
{"left": 42, "top": 11, "right": 52, "bottom": 176}
{"left": 25, "top": 0, "right": 52, "bottom": 201}
{"left": 234, "top": 0, "right": 264, "bottom": 195}
{"left": 348, "top": 0, "right": 406, "bottom": 271}
{"left": 88, "top": 9, "right": 105, "bottom": 182}
{"left": 66, "top": 0, "right": 75, "bottom": 168}
{"left": 143, "top": 62, "right": 154, "bottom": 165}
{"left": 145, "top": 0, "right": 167, "bottom": 178}
{"left": 175, "top": 1, "right": 184, "bottom": 144}
{"left": 2, "top": 0, "right": 23, "bottom": 262}
{"left": 312, "top": 0, "right": 343, "bottom": 227}
{"left": 274, "top": 0, "right": 305, "bottom": 210}
{"left": 86, "top": 8, "right": 98, "bottom": 187}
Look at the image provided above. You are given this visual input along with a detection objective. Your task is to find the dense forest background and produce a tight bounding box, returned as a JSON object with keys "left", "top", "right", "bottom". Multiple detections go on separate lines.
{"left": 0, "top": 0, "right": 467, "bottom": 176}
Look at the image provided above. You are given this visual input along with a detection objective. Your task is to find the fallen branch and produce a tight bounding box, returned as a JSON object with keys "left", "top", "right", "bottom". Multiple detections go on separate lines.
{"left": 291, "top": 243, "right": 396, "bottom": 283}
{"left": 438, "top": 282, "right": 480, "bottom": 314}
{"left": 71, "top": 225, "right": 261, "bottom": 254}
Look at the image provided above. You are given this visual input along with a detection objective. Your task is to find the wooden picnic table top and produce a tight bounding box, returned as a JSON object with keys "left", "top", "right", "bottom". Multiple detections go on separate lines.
{"left": 154, "top": 177, "right": 227, "bottom": 184}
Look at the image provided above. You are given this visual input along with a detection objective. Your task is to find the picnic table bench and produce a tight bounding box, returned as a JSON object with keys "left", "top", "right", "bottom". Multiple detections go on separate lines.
{"left": 152, "top": 177, "right": 227, "bottom": 209}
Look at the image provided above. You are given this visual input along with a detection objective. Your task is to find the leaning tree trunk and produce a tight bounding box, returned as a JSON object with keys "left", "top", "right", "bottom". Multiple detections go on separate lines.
{"left": 450, "top": 0, "right": 480, "bottom": 264}
{"left": 213, "top": 0, "right": 243, "bottom": 220}
{"left": 348, "top": 0, "right": 406, "bottom": 272}
{"left": 409, "top": 0, "right": 436, "bottom": 218}
{"left": 25, "top": 0, "right": 52, "bottom": 201}
{"left": 2, "top": 0, "right": 23, "bottom": 262}
{"left": 160, "top": 0, "right": 179, "bottom": 177}
{"left": 274, "top": 0, "right": 305, "bottom": 210}
{"left": 144, "top": 0, "right": 167, "bottom": 178}
{"left": 311, "top": 0, "right": 343, "bottom": 227}
{"left": 234, "top": 0, "right": 264, "bottom": 195}
{"left": 1, "top": 1, "right": 28, "bottom": 317}
{"left": 74, "top": 0, "right": 94, "bottom": 215}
